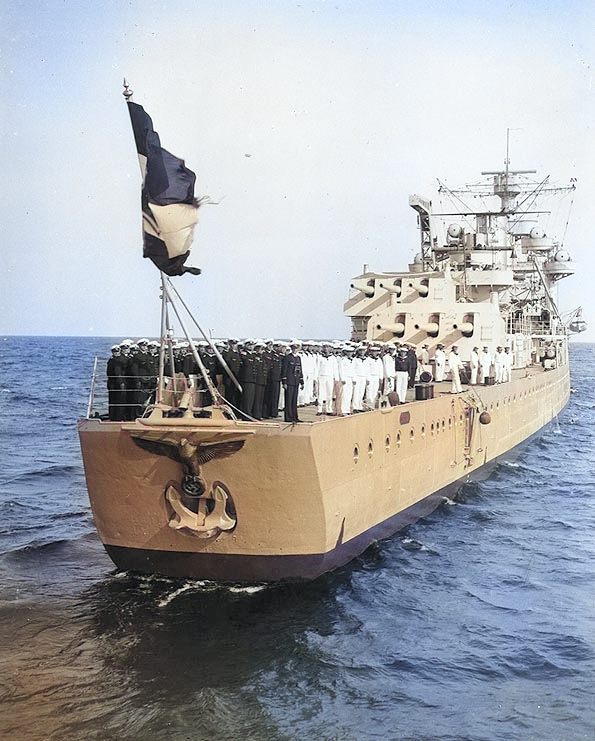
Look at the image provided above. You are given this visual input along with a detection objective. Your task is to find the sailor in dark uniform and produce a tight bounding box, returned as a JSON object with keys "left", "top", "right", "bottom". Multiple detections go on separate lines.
{"left": 281, "top": 341, "right": 304, "bottom": 423}
{"left": 252, "top": 341, "right": 269, "bottom": 420}
{"left": 136, "top": 338, "right": 156, "bottom": 409}
{"left": 223, "top": 338, "right": 242, "bottom": 408}
{"left": 263, "top": 340, "right": 283, "bottom": 418}
{"left": 107, "top": 344, "right": 128, "bottom": 421}
{"left": 406, "top": 345, "right": 418, "bottom": 388}
{"left": 239, "top": 340, "right": 257, "bottom": 417}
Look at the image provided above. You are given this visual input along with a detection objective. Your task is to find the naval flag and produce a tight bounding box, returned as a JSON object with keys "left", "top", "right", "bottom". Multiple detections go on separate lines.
{"left": 127, "top": 101, "right": 201, "bottom": 276}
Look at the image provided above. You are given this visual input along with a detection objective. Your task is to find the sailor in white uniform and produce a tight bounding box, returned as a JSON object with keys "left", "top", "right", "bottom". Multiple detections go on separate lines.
{"left": 418, "top": 344, "right": 431, "bottom": 378}
{"left": 365, "top": 346, "right": 383, "bottom": 409}
{"left": 316, "top": 344, "right": 338, "bottom": 415}
{"left": 352, "top": 346, "right": 369, "bottom": 412}
{"left": 470, "top": 346, "right": 480, "bottom": 385}
{"left": 494, "top": 346, "right": 505, "bottom": 383}
{"left": 479, "top": 346, "right": 492, "bottom": 384}
{"left": 448, "top": 345, "right": 464, "bottom": 394}
{"left": 382, "top": 344, "right": 396, "bottom": 394}
{"left": 503, "top": 346, "right": 513, "bottom": 382}
{"left": 434, "top": 344, "right": 446, "bottom": 382}
{"left": 338, "top": 346, "right": 355, "bottom": 415}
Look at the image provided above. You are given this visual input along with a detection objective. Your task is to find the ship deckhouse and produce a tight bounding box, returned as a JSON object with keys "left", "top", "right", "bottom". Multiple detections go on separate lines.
{"left": 345, "top": 161, "right": 577, "bottom": 368}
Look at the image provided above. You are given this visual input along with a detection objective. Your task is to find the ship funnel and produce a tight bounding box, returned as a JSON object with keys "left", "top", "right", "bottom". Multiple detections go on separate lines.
{"left": 378, "top": 281, "right": 402, "bottom": 296}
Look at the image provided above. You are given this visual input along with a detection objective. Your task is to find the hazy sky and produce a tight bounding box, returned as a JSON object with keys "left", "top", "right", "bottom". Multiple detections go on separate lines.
{"left": 1, "top": 0, "right": 593, "bottom": 342}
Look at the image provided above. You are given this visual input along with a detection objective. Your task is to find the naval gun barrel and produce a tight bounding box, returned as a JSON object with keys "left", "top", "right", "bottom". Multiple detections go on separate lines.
{"left": 454, "top": 322, "right": 474, "bottom": 334}
{"left": 411, "top": 282, "right": 429, "bottom": 296}
{"left": 377, "top": 323, "right": 405, "bottom": 334}
{"left": 378, "top": 282, "right": 402, "bottom": 296}
{"left": 351, "top": 280, "right": 375, "bottom": 297}
{"left": 414, "top": 322, "right": 439, "bottom": 334}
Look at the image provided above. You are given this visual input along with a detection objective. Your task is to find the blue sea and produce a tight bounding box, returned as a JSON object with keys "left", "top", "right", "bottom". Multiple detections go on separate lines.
{"left": 0, "top": 336, "right": 593, "bottom": 741}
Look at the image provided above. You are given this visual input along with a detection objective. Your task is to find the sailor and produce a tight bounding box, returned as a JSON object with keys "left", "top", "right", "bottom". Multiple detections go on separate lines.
{"left": 494, "top": 346, "right": 505, "bottom": 383}
{"left": 223, "top": 338, "right": 242, "bottom": 408}
{"left": 434, "top": 344, "right": 446, "bottom": 382}
{"left": 299, "top": 342, "right": 316, "bottom": 406}
{"left": 479, "top": 345, "right": 492, "bottom": 385}
{"left": 394, "top": 348, "right": 409, "bottom": 403}
{"left": 338, "top": 344, "right": 355, "bottom": 415}
{"left": 136, "top": 338, "right": 157, "bottom": 406}
{"left": 351, "top": 345, "right": 368, "bottom": 412}
{"left": 365, "top": 345, "right": 383, "bottom": 409}
{"left": 239, "top": 340, "right": 258, "bottom": 417}
{"left": 281, "top": 341, "right": 304, "bottom": 423}
{"left": 263, "top": 340, "right": 283, "bottom": 418}
{"left": 382, "top": 344, "right": 396, "bottom": 394}
{"left": 470, "top": 346, "right": 480, "bottom": 385}
{"left": 316, "top": 343, "right": 337, "bottom": 415}
{"left": 125, "top": 342, "right": 146, "bottom": 419}
{"left": 503, "top": 346, "right": 513, "bottom": 382}
{"left": 406, "top": 345, "right": 418, "bottom": 387}
{"left": 331, "top": 343, "right": 344, "bottom": 415}
{"left": 251, "top": 341, "right": 269, "bottom": 420}
{"left": 106, "top": 344, "right": 127, "bottom": 421}
{"left": 448, "top": 345, "right": 464, "bottom": 394}
{"left": 417, "top": 344, "right": 431, "bottom": 378}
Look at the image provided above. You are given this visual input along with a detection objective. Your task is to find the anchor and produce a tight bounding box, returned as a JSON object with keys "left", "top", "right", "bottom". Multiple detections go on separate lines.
{"left": 165, "top": 480, "right": 236, "bottom": 538}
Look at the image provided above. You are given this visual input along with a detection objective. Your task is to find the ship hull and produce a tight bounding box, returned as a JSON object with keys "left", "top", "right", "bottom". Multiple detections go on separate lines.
{"left": 78, "top": 363, "right": 569, "bottom": 582}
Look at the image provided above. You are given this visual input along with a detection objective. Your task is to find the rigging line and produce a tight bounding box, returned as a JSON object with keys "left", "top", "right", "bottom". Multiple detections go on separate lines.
{"left": 437, "top": 179, "right": 476, "bottom": 214}
{"left": 514, "top": 175, "right": 550, "bottom": 211}
{"left": 507, "top": 177, "right": 551, "bottom": 232}
{"left": 161, "top": 280, "right": 220, "bottom": 405}
{"left": 437, "top": 180, "right": 476, "bottom": 232}
{"left": 560, "top": 195, "right": 574, "bottom": 248}
{"left": 166, "top": 279, "right": 243, "bottom": 394}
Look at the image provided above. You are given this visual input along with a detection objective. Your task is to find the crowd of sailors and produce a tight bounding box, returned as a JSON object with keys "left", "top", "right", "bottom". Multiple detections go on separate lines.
{"left": 106, "top": 337, "right": 517, "bottom": 422}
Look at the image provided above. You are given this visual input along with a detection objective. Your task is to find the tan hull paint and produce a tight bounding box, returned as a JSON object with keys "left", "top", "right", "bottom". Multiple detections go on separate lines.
{"left": 78, "top": 364, "right": 569, "bottom": 570}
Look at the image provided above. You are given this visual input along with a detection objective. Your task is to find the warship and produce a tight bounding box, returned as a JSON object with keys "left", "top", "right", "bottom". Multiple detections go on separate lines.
{"left": 77, "top": 91, "right": 583, "bottom": 582}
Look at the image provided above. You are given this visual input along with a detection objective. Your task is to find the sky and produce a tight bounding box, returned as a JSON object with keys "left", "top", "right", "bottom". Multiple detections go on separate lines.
{"left": 1, "top": 0, "right": 594, "bottom": 342}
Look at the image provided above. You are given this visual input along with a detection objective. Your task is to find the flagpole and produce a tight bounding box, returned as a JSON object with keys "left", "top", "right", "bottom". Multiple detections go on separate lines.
{"left": 161, "top": 280, "right": 220, "bottom": 406}
{"left": 157, "top": 272, "right": 168, "bottom": 405}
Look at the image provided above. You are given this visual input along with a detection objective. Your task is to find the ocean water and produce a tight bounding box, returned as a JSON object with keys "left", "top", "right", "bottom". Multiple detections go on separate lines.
{"left": 0, "top": 336, "right": 593, "bottom": 741}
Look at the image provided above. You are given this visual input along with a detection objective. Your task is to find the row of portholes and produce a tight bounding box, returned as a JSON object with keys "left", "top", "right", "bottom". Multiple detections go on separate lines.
{"left": 352, "top": 381, "right": 552, "bottom": 462}
{"left": 354, "top": 419, "right": 451, "bottom": 463}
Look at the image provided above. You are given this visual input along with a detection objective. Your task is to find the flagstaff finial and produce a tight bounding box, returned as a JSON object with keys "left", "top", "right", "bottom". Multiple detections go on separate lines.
{"left": 123, "top": 79, "right": 134, "bottom": 101}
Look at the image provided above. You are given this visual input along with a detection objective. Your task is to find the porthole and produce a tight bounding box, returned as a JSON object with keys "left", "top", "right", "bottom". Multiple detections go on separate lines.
{"left": 385, "top": 435, "right": 391, "bottom": 452}
{"left": 431, "top": 422, "right": 435, "bottom": 435}
{"left": 448, "top": 417, "right": 452, "bottom": 429}
{"left": 396, "top": 431, "right": 401, "bottom": 447}
{"left": 368, "top": 440, "right": 374, "bottom": 457}
{"left": 410, "top": 428, "right": 415, "bottom": 442}
{"left": 353, "top": 445, "right": 359, "bottom": 463}
{"left": 421, "top": 425, "right": 426, "bottom": 437}
{"left": 441, "top": 419, "right": 445, "bottom": 431}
